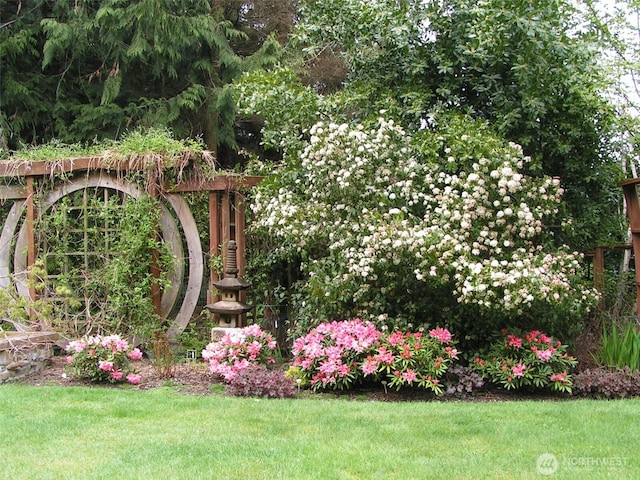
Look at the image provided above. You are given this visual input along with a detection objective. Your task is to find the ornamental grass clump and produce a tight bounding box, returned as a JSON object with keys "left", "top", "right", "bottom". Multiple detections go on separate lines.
{"left": 201, "top": 324, "right": 277, "bottom": 382}
{"left": 65, "top": 334, "right": 143, "bottom": 384}
{"left": 473, "top": 329, "right": 576, "bottom": 393}
{"left": 291, "top": 319, "right": 459, "bottom": 394}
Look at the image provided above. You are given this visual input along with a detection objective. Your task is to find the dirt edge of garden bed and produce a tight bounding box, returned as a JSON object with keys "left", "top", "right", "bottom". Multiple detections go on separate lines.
{"left": 4, "top": 354, "right": 604, "bottom": 402}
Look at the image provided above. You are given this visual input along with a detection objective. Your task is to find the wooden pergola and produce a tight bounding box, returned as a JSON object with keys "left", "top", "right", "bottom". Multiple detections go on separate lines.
{"left": 0, "top": 156, "right": 261, "bottom": 338}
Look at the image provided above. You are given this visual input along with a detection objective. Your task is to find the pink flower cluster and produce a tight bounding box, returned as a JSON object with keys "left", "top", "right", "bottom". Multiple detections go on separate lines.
{"left": 202, "top": 324, "right": 277, "bottom": 382}
{"left": 65, "top": 334, "right": 143, "bottom": 384}
{"left": 292, "top": 318, "right": 382, "bottom": 388}
{"left": 511, "top": 362, "right": 526, "bottom": 377}
{"left": 550, "top": 372, "right": 568, "bottom": 384}
{"left": 292, "top": 320, "right": 458, "bottom": 393}
{"left": 474, "top": 328, "right": 576, "bottom": 392}
{"left": 429, "top": 327, "right": 452, "bottom": 344}
{"left": 503, "top": 329, "right": 560, "bottom": 363}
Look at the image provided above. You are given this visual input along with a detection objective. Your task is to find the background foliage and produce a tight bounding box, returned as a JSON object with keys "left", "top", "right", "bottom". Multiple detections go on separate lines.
{"left": 0, "top": 0, "right": 291, "bottom": 165}
{"left": 3, "top": 0, "right": 640, "bottom": 353}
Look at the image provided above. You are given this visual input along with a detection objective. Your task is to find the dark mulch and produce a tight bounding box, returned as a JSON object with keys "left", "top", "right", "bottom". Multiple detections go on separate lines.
{"left": 7, "top": 354, "right": 574, "bottom": 402}
{"left": 10, "top": 355, "right": 216, "bottom": 396}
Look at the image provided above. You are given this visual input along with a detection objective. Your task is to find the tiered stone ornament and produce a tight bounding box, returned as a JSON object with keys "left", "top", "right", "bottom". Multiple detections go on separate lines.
{"left": 206, "top": 240, "right": 251, "bottom": 332}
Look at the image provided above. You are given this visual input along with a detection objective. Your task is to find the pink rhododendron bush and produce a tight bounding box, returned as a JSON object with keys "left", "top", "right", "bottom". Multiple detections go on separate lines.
{"left": 472, "top": 329, "right": 577, "bottom": 393}
{"left": 65, "top": 334, "right": 143, "bottom": 384}
{"left": 248, "top": 113, "right": 599, "bottom": 342}
{"left": 202, "top": 324, "right": 277, "bottom": 382}
{"left": 290, "top": 319, "right": 458, "bottom": 394}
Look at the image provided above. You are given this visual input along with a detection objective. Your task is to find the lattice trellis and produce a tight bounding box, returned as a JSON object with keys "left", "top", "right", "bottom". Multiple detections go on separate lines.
{"left": 0, "top": 157, "right": 261, "bottom": 339}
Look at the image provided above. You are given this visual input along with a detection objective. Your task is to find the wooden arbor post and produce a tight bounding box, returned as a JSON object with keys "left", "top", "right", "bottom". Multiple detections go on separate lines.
{"left": 620, "top": 178, "right": 640, "bottom": 322}
{"left": 207, "top": 190, "right": 249, "bottom": 326}
{"left": 169, "top": 175, "right": 262, "bottom": 328}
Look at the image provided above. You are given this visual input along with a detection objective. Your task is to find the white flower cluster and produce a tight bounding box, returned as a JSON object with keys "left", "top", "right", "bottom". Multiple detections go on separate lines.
{"left": 251, "top": 118, "right": 599, "bottom": 319}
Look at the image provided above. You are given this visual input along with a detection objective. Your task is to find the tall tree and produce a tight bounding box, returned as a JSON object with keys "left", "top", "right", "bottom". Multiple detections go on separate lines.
{"left": 233, "top": 0, "right": 633, "bottom": 339}
{"left": 0, "top": 0, "right": 290, "bottom": 164}
{"left": 291, "top": 0, "right": 626, "bottom": 250}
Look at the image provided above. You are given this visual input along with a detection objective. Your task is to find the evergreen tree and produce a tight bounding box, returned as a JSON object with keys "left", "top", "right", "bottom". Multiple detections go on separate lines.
{"left": 0, "top": 0, "right": 289, "bottom": 164}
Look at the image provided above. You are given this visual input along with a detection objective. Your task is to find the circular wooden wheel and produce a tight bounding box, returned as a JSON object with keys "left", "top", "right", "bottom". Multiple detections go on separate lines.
{"left": 0, "top": 173, "right": 203, "bottom": 337}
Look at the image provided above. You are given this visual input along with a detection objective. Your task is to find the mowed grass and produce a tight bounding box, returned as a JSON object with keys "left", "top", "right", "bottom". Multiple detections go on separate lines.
{"left": 0, "top": 385, "right": 638, "bottom": 479}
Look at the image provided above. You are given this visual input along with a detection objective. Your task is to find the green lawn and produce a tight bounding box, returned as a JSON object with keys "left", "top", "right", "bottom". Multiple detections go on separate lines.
{"left": 0, "top": 385, "right": 638, "bottom": 479}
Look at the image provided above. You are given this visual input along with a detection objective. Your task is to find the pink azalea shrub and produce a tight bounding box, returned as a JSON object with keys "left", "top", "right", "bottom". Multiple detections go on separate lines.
{"left": 373, "top": 328, "right": 459, "bottom": 393}
{"left": 65, "top": 334, "right": 143, "bottom": 384}
{"left": 201, "top": 324, "right": 277, "bottom": 382}
{"left": 473, "top": 329, "right": 576, "bottom": 393}
{"left": 291, "top": 319, "right": 458, "bottom": 394}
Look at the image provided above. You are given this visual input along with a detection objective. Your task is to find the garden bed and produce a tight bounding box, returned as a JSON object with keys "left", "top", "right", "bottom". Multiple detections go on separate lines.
{"left": 9, "top": 353, "right": 577, "bottom": 402}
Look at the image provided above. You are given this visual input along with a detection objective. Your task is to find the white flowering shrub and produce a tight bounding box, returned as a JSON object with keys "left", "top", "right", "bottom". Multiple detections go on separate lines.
{"left": 249, "top": 113, "right": 599, "bottom": 342}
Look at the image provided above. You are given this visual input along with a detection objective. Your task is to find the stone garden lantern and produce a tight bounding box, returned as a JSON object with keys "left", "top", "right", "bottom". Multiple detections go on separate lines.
{"left": 206, "top": 240, "right": 251, "bottom": 330}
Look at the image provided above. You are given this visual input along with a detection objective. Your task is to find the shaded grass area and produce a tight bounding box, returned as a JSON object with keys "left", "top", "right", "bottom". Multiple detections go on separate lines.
{"left": 0, "top": 385, "right": 638, "bottom": 479}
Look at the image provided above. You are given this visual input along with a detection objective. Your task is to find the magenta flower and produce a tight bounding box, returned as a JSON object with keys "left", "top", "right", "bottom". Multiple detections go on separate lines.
{"left": 507, "top": 335, "right": 522, "bottom": 348}
{"left": 291, "top": 320, "right": 457, "bottom": 393}
{"left": 402, "top": 369, "right": 417, "bottom": 382}
{"left": 202, "top": 324, "right": 278, "bottom": 383}
{"left": 550, "top": 372, "right": 568, "bottom": 383}
{"left": 126, "top": 373, "right": 142, "bottom": 385}
{"left": 511, "top": 362, "right": 526, "bottom": 377}
{"left": 247, "top": 340, "right": 262, "bottom": 359}
{"left": 535, "top": 349, "right": 553, "bottom": 362}
{"left": 361, "top": 357, "right": 379, "bottom": 376}
{"left": 539, "top": 333, "right": 552, "bottom": 344}
{"left": 66, "top": 333, "right": 147, "bottom": 384}
{"left": 374, "top": 346, "right": 395, "bottom": 365}
{"left": 66, "top": 340, "right": 87, "bottom": 353}
{"left": 128, "top": 348, "right": 143, "bottom": 360}
{"left": 387, "top": 331, "right": 406, "bottom": 346}
{"left": 525, "top": 330, "right": 541, "bottom": 343}
{"left": 98, "top": 361, "right": 114, "bottom": 372}
{"left": 429, "top": 327, "right": 452, "bottom": 343}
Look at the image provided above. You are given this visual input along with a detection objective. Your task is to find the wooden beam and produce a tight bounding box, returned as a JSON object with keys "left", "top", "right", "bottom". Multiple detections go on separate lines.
{"left": 619, "top": 178, "right": 640, "bottom": 187}
{"left": 167, "top": 176, "right": 263, "bottom": 192}
{"left": 221, "top": 191, "right": 231, "bottom": 250}
{"left": 593, "top": 247, "right": 605, "bottom": 311}
{"left": 26, "top": 177, "right": 36, "bottom": 303}
{"left": 0, "top": 185, "right": 27, "bottom": 200}
{"left": 235, "top": 193, "right": 246, "bottom": 277}
{"left": 235, "top": 192, "right": 247, "bottom": 326}
{"left": 0, "top": 157, "right": 193, "bottom": 178}
{"left": 209, "top": 192, "right": 220, "bottom": 303}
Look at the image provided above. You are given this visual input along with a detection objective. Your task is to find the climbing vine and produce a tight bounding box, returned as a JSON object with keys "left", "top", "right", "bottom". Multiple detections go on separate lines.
{"left": 35, "top": 188, "right": 174, "bottom": 338}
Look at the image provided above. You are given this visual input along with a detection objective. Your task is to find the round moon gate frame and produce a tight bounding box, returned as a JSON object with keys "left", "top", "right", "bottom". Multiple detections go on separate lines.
{"left": 0, "top": 157, "right": 261, "bottom": 340}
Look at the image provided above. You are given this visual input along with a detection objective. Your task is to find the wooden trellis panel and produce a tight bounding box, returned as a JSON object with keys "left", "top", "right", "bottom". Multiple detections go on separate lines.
{"left": 0, "top": 158, "right": 261, "bottom": 337}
